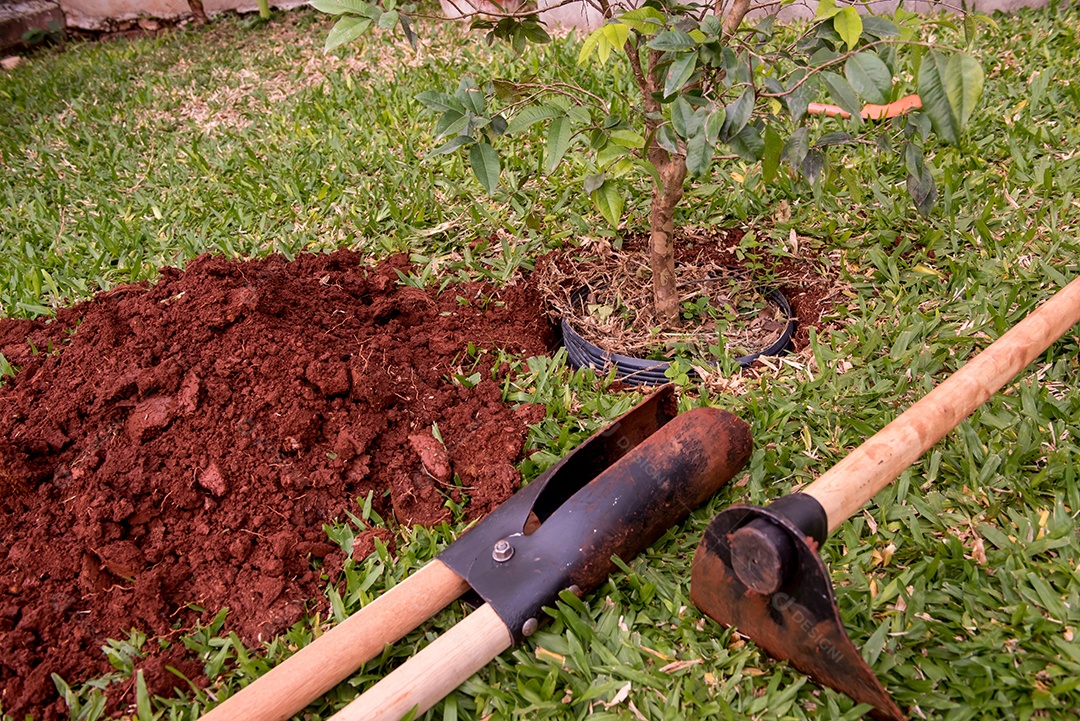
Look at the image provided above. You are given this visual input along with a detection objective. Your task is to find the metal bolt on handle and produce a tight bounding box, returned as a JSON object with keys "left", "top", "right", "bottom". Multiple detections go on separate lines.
{"left": 492, "top": 539, "right": 514, "bottom": 562}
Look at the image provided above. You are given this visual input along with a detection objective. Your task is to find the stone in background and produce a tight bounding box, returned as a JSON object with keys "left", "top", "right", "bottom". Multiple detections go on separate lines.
{"left": 0, "top": 1, "right": 64, "bottom": 52}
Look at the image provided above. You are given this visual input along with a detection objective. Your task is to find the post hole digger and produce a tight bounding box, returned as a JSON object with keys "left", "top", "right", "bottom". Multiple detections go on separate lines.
{"left": 200, "top": 384, "right": 753, "bottom": 721}
{"left": 691, "top": 275, "right": 1080, "bottom": 720}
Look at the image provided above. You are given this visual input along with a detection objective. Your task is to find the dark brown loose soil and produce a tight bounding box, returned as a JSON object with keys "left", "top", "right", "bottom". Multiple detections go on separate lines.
{"left": 0, "top": 250, "right": 553, "bottom": 719}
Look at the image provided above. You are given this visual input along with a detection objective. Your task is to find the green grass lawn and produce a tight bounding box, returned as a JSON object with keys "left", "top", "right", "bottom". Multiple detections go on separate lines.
{"left": 3, "top": 4, "right": 1080, "bottom": 720}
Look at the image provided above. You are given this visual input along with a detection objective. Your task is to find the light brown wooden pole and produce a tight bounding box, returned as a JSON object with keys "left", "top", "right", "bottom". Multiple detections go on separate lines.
{"left": 200, "top": 560, "right": 470, "bottom": 721}
{"left": 803, "top": 276, "right": 1080, "bottom": 532}
{"left": 807, "top": 94, "right": 922, "bottom": 121}
{"left": 328, "top": 603, "right": 513, "bottom": 721}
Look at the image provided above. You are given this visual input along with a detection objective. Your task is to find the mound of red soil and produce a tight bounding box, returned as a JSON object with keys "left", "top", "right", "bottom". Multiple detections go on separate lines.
{"left": 0, "top": 251, "right": 553, "bottom": 719}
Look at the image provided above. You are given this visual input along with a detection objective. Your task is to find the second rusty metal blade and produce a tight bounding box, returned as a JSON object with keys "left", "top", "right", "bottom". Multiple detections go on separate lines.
{"left": 691, "top": 504, "right": 904, "bottom": 721}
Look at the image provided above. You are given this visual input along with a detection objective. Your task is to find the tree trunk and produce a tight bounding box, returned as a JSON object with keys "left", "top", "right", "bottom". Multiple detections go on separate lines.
{"left": 186, "top": 0, "right": 207, "bottom": 22}
{"left": 632, "top": 43, "right": 687, "bottom": 327}
{"left": 650, "top": 155, "right": 687, "bottom": 327}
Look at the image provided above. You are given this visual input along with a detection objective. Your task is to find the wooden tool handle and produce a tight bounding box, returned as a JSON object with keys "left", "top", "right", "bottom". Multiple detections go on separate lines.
{"left": 807, "top": 94, "right": 922, "bottom": 121}
{"left": 199, "top": 560, "right": 469, "bottom": 721}
{"left": 329, "top": 603, "right": 512, "bottom": 721}
{"left": 805, "top": 276, "right": 1080, "bottom": 532}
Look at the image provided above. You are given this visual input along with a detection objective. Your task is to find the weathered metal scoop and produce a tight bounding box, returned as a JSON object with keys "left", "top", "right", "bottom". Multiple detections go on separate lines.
{"left": 692, "top": 496, "right": 902, "bottom": 720}
{"left": 692, "top": 276, "right": 1080, "bottom": 720}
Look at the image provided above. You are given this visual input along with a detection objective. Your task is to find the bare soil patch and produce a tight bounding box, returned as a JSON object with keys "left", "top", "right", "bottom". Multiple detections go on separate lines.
{"left": 0, "top": 250, "right": 553, "bottom": 719}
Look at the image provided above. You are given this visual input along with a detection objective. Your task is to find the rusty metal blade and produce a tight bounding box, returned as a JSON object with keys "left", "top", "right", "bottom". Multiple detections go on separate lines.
{"left": 443, "top": 405, "right": 753, "bottom": 642}
{"left": 690, "top": 505, "right": 904, "bottom": 721}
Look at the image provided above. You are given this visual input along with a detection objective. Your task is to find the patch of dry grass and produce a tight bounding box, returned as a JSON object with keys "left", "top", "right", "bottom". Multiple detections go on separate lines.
{"left": 538, "top": 238, "right": 789, "bottom": 361}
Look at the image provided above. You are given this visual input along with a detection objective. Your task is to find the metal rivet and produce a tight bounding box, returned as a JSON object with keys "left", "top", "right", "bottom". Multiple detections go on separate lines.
{"left": 492, "top": 539, "right": 514, "bottom": 562}
{"left": 522, "top": 617, "right": 538, "bottom": 637}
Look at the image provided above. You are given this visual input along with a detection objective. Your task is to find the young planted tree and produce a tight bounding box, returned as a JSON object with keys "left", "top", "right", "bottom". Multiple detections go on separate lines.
{"left": 313, "top": 0, "right": 984, "bottom": 326}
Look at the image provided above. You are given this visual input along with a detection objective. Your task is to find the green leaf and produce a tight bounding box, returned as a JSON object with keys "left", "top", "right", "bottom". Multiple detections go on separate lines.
{"left": 685, "top": 132, "right": 713, "bottom": 177}
{"left": 845, "top": 52, "right": 892, "bottom": 105}
{"left": 917, "top": 51, "right": 958, "bottom": 145}
{"left": 945, "top": 52, "right": 984, "bottom": 129}
{"left": 801, "top": 148, "right": 824, "bottom": 184}
{"left": 657, "top": 125, "right": 679, "bottom": 155}
{"left": 728, "top": 124, "right": 764, "bottom": 162}
{"left": 506, "top": 104, "right": 562, "bottom": 135}
{"left": 596, "top": 141, "right": 629, "bottom": 168}
{"left": 670, "top": 97, "right": 694, "bottom": 139}
{"left": 705, "top": 107, "right": 725, "bottom": 143}
{"left": 834, "top": 7, "right": 863, "bottom": 50}
{"left": 816, "top": 131, "right": 853, "bottom": 147}
{"left": 814, "top": 0, "right": 841, "bottom": 21}
{"left": 522, "top": 20, "right": 551, "bottom": 43}
{"left": 609, "top": 129, "right": 646, "bottom": 149}
{"left": 784, "top": 70, "right": 811, "bottom": 124}
{"left": 861, "top": 16, "right": 899, "bottom": 39}
{"left": 568, "top": 106, "right": 591, "bottom": 125}
{"left": 378, "top": 9, "right": 398, "bottom": 29}
{"left": 905, "top": 145, "right": 937, "bottom": 216}
{"left": 620, "top": 7, "right": 666, "bottom": 33}
{"left": 591, "top": 181, "right": 624, "bottom": 227}
{"left": 762, "top": 124, "right": 782, "bottom": 183}
{"left": 583, "top": 172, "right": 605, "bottom": 194}
{"left": 399, "top": 14, "right": 418, "bottom": 49}
{"left": 821, "top": 72, "right": 864, "bottom": 124}
{"left": 721, "top": 87, "right": 754, "bottom": 141}
{"left": 135, "top": 670, "right": 152, "bottom": 721}
{"left": 574, "top": 23, "right": 626, "bottom": 63}
{"left": 324, "top": 16, "right": 371, "bottom": 52}
{"left": 578, "top": 27, "right": 603, "bottom": 65}
{"left": 491, "top": 80, "right": 520, "bottom": 102}
{"left": 434, "top": 109, "right": 467, "bottom": 138}
{"left": 633, "top": 157, "right": 663, "bottom": 189}
{"left": 609, "top": 158, "right": 635, "bottom": 178}
{"left": 426, "top": 135, "right": 472, "bottom": 158}
{"left": 648, "top": 30, "right": 697, "bottom": 51}
{"left": 664, "top": 52, "right": 698, "bottom": 98}
{"left": 456, "top": 77, "right": 485, "bottom": 115}
{"left": 601, "top": 23, "right": 630, "bottom": 53}
{"left": 906, "top": 170, "right": 937, "bottom": 217}
{"left": 469, "top": 143, "right": 500, "bottom": 195}
{"left": 783, "top": 132, "right": 808, "bottom": 172}
{"left": 310, "top": 0, "right": 369, "bottom": 15}
{"left": 415, "top": 91, "right": 465, "bottom": 113}
{"left": 545, "top": 116, "right": 572, "bottom": 174}
{"left": 894, "top": 7, "right": 919, "bottom": 42}
{"left": 700, "top": 14, "right": 723, "bottom": 37}
{"left": 809, "top": 45, "right": 840, "bottom": 68}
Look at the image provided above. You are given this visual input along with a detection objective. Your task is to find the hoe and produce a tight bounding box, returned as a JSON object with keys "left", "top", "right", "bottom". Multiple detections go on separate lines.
{"left": 692, "top": 275, "right": 1080, "bottom": 719}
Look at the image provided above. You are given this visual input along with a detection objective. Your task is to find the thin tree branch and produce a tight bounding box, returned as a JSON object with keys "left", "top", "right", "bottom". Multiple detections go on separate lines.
{"left": 721, "top": 0, "right": 752, "bottom": 37}
{"left": 506, "top": 81, "right": 611, "bottom": 113}
{"left": 625, "top": 35, "right": 654, "bottom": 114}
{"left": 758, "top": 39, "right": 947, "bottom": 99}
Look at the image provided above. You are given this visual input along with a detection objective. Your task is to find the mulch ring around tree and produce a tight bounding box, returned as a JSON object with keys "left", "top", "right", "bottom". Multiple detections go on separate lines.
{"left": 0, "top": 250, "right": 554, "bottom": 720}
{"left": 536, "top": 227, "right": 845, "bottom": 362}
